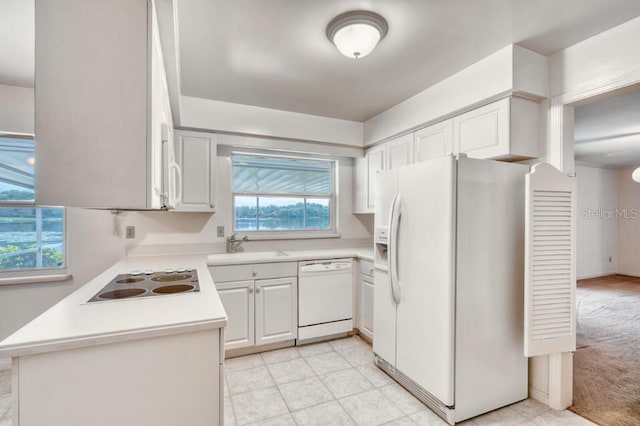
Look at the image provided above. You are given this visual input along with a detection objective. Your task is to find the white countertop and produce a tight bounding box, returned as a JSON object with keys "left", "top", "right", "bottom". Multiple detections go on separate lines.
{"left": 0, "top": 246, "right": 374, "bottom": 358}
{"left": 0, "top": 255, "right": 227, "bottom": 358}
{"left": 206, "top": 246, "right": 374, "bottom": 266}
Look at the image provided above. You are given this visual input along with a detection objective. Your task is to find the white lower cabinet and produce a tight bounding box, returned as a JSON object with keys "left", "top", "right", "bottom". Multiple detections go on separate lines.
{"left": 255, "top": 277, "right": 297, "bottom": 345}
{"left": 215, "top": 280, "right": 254, "bottom": 349}
{"left": 210, "top": 262, "right": 298, "bottom": 351}
{"left": 358, "top": 259, "right": 375, "bottom": 340}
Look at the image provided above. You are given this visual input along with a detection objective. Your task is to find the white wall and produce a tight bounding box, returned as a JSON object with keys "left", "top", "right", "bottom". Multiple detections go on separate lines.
{"left": 122, "top": 153, "right": 373, "bottom": 255}
{"left": 0, "top": 84, "right": 33, "bottom": 134}
{"left": 576, "top": 165, "right": 618, "bottom": 279}
{"left": 0, "top": 208, "right": 124, "bottom": 340}
{"left": 363, "top": 45, "right": 548, "bottom": 145}
{"left": 180, "top": 96, "right": 363, "bottom": 146}
{"left": 548, "top": 16, "right": 640, "bottom": 98}
{"left": 616, "top": 166, "right": 640, "bottom": 277}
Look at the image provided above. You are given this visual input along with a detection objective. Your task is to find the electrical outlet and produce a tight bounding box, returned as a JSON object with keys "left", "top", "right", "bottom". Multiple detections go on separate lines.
{"left": 125, "top": 226, "right": 135, "bottom": 239}
{"left": 217, "top": 226, "right": 225, "bottom": 238}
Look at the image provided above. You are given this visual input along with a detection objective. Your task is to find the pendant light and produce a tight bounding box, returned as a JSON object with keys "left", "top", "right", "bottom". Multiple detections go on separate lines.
{"left": 632, "top": 167, "right": 640, "bottom": 183}
{"left": 326, "top": 11, "right": 388, "bottom": 59}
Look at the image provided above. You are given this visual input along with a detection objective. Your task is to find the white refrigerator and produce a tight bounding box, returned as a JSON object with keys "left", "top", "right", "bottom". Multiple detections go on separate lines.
{"left": 373, "top": 155, "right": 528, "bottom": 424}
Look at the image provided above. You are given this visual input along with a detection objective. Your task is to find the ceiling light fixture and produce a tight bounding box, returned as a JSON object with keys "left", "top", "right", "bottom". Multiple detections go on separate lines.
{"left": 632, "top": 167, "right": 640, "bottom": 183}
{"left": 326, "top": 10, "right": 388, "bottom": 59}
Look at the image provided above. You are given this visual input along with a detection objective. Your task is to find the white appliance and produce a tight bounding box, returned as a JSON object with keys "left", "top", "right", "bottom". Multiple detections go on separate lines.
{"left": 373, "top": 155, "right": 528, "bottom": 425}
{"left": 297, "top": 259, "right": 353, "bottom": 341}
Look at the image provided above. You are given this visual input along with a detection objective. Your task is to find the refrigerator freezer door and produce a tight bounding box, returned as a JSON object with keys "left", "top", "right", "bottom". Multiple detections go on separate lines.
{"left": 372, "top": 267, "right": 396, "bottom": 365}
{"left": 395, "top": 156, "right": 456, "bottom": 407}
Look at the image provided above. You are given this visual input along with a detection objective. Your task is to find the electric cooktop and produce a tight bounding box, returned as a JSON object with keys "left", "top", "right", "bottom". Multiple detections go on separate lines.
{"left": 87, "top": 269, "right": 200, "bottom": 303}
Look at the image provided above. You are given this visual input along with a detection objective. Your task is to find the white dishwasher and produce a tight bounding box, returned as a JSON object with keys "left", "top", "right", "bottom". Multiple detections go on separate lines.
{"left": 297, "top": 259, "right": 354, "bottom": 341}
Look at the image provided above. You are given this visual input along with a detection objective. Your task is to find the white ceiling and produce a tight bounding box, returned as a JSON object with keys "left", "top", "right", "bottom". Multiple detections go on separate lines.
{"left": 574, "top": 89, "right": 640, "bottom": 169}
{"left": 177, "top": 0, "right": 640, "bottom": 121}
{"left": 3, "top": 0, "right": 640, "bottom": 142}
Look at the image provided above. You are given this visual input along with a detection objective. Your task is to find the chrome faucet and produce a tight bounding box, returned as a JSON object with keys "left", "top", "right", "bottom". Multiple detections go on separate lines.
{"left": 227, "top": 233, "right": 249, "bottom": 253}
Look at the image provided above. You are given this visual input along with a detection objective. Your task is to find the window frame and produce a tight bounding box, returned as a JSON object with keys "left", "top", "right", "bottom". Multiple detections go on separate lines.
{"left": 0, "top": 133, "right": 67, "bottom": 277}
{"left": 231, "top": 152, "right": 339, "bottom": 239}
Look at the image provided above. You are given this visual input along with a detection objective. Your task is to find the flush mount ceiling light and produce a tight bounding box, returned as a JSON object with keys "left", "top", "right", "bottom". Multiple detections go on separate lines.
{"left": 326, "top": 10, "right": 388, "bottom": 59}
{"left": 633, "top": 167, "right": 640, "bottom": 183}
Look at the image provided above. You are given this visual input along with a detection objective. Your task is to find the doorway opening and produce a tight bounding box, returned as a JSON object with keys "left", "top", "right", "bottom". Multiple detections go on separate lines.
{"left": 571, "top": 85, "right": 640, "bottom": 424}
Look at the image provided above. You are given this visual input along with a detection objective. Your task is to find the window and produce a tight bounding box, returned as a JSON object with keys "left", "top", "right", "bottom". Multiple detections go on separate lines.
{"left": 232, "top": 154, "right": 335, "bottom": 233}
{"left": 0, "top": 135, "right": 65, "bottom": 272}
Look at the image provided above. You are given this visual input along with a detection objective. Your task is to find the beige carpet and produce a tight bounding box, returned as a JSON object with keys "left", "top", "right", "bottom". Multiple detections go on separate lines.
{"left": 570, "top": 275, "right": 640, "bottom": 425}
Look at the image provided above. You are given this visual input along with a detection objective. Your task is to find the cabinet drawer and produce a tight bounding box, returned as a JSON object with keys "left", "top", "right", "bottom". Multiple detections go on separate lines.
{"left": 360, "top": 259, "right": 375, "bottom": 277}
{"left": 209, "top": 262, "right": 297, "bottom": 283}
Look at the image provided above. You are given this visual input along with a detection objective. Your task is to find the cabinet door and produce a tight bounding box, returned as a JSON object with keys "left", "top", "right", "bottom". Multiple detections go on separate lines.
{"left": 174, "top": 131, "right": 217, "bottom": 212}
{"left": 353, "top": 156, "right": 369, "bottom": 214}
{"left": 216, "top": 280, "right": 254, "bottom": 350}
{"left": 387, "top": 134, "right": 414, "bottom": 170}
{"left": 414, "top": 120, "right": 454, "bottom": 162}
{"left": 453, "top": 98, "right": 509, "bottom": 159}
{"left": 255, "top": 277, "right": 298, "bottom": 345}
{"left": 149, "top": 3, "right": 170, "bottom": 209}
{"left": 361, "top": 274, "right": 374, "bottom": 340}
{"left": 367, "top": 146, "right": 386, "bottom": 211}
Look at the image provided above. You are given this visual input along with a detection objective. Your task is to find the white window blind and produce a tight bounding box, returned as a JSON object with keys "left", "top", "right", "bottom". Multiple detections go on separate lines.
{"left": 232, "top": 154, "right": 335, "bottom": 232}
{"left": 233, "top": 155, "right": 332, "bottom": 196}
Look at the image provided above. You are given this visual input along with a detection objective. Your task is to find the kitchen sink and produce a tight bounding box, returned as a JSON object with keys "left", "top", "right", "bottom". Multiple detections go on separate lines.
{"left": 207, "top": 250, "right": 289, "bottom": 264}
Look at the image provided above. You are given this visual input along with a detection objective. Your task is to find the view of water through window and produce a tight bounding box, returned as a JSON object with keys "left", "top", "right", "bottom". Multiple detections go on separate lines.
{"left": 0, "top": 136, "right": 65, "bottom": 271}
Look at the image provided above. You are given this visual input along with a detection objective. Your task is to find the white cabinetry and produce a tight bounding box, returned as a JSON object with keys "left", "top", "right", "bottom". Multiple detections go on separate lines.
{"left": 353, "top": 97, "right": 540, "bottom": 211}
{"left": 210, "top": 262, "right": 297, "bottom": 351}
{"left": 215, "top": 280, "right": 254, "bottom": 349}
{"left": 35, "top": 0, "right": 172, "bottom": 209}
{"left": 453, "top": 97, "right": 539, "bottom": 160}
{"left": 174, "top": 131, "right": 217, "bottom": 212}
{"left": 414, "top": 120, "right": 454, "bottom": 163}
{"left": 358, "top": 258, "right": 375, "bottom": 340}
{"left": 353, "top": 134, "right": 413, "bottom": 214}
{"left": 387, "top": 133, "right": 414, "bottom": 169}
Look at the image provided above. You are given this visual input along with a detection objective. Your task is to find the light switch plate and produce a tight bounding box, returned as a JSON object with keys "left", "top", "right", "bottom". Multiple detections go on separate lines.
{"left": 217, "top": 226, "right": 224, "bottom": 237}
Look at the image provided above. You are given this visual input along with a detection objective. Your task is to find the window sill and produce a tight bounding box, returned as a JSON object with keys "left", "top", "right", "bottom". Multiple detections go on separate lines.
{"left": 0, "top": 273, "right": 73, "bottom": 287}
{"left": 237, "top": 232, "right": 341, "bottom": 241}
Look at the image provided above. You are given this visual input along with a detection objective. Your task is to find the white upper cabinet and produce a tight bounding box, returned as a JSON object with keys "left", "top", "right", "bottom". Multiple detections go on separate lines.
{"left": 414, "top": 120, "right": 454, "bottom": 163}
{"left": 35, "top": 0, "right": 172, "bottom": 209}
{"left": 453, "top": 97, "right": 540, "bottom": 160}
{"left": 367, "top": 145, "right": 386, "bottom": 212}
{"left": 353, "top": 133, "right": 414, "bottom": 214}
{"left": 174, "top": 131, "right": 217, "bottom": 212}
{"left": 386, "top": 133, "right": 414, "bottom": 170}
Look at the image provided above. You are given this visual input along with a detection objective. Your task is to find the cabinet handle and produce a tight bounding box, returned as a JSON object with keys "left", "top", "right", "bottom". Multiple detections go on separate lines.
{"left": 252, "top": 271, "right": 257, "bottom": 277}
{"left": 369, "top": 268, "right": 374, "bottom": 274}
{"left": 256, "top": 287, "right": 261, "bottom": 293}
{"left": 249, "top": 288, "right": 253, "bottom": 294}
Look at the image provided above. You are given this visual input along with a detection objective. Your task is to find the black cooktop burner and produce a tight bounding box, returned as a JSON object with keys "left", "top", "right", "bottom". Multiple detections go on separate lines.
{"left": 87, "top": 270, "right": 199, "bottom": 303}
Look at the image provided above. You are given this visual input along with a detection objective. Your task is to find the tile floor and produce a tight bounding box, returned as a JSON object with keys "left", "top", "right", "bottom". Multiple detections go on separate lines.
{"left": 223, "top": 336, "right": 595, "bottom": 426}
{"left": 0, "top": 336, "right": 595, "bottom": 426}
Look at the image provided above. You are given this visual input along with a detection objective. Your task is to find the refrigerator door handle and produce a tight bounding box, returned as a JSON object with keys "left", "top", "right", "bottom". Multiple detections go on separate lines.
{"left": 388, "top": 194, "right": 402, "bottom": 304}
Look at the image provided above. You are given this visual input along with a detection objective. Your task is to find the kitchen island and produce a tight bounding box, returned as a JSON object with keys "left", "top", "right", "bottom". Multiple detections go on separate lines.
{"left": 0, "top": 255, "right": 227, "bottom": 426}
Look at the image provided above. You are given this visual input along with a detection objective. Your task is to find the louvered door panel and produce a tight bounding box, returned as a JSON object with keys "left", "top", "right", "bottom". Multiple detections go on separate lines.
{"left": 524, "top": 164, "right": 576, "bottom": 357}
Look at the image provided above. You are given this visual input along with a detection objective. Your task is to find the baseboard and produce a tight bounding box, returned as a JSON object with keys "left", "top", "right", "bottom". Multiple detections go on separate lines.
{"left": 225, "top": 340, "right": 294, "bottom": 359}
{"left": 577, "top": 273, "right": 616, "bottom": 280}
{"left": 529, "top": 385, "right": 549, "bottom": 405}
{"left": 0, "top": 357, "right": 10, "bottom": 371}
